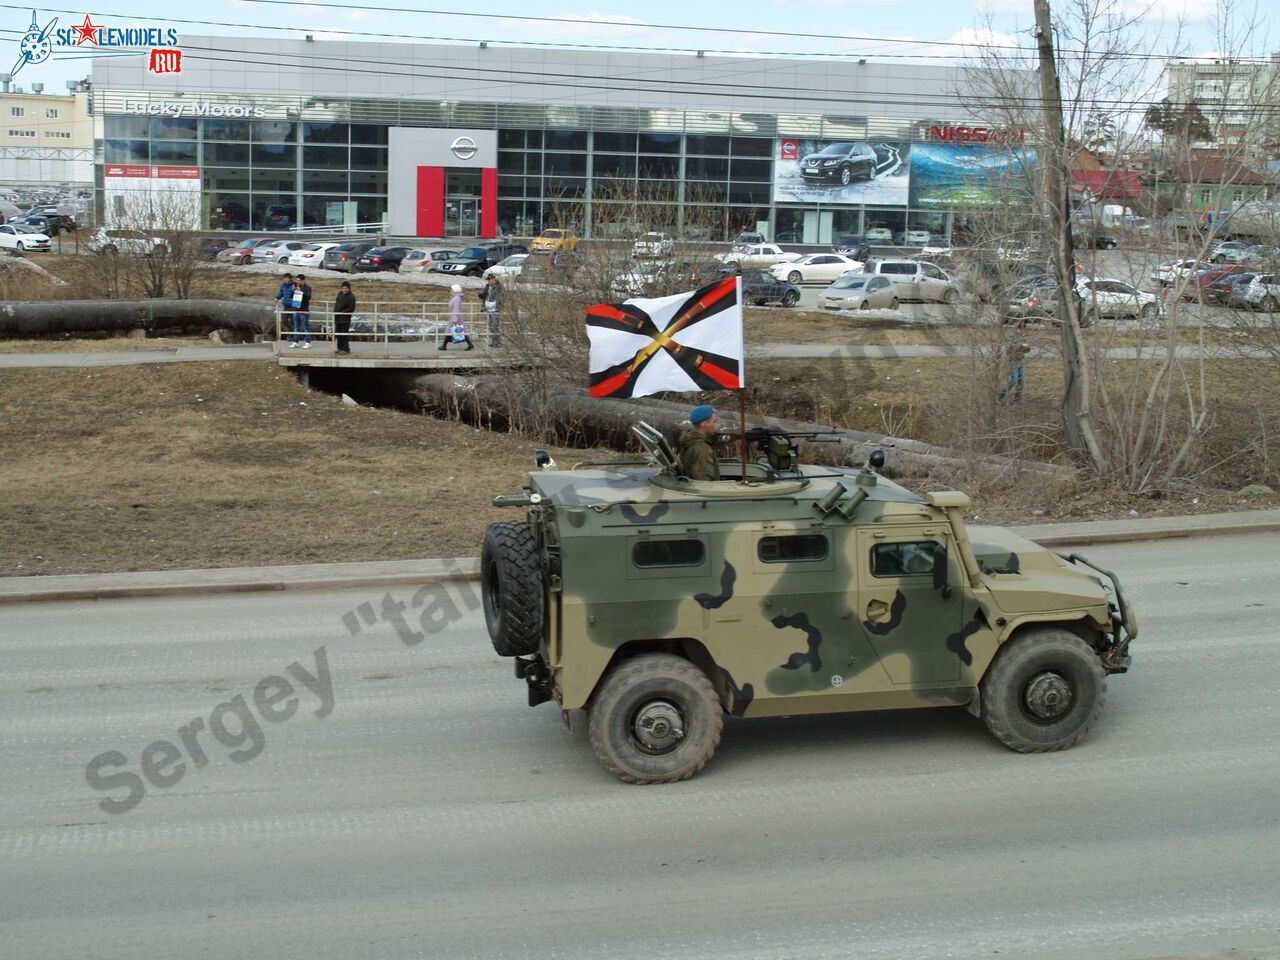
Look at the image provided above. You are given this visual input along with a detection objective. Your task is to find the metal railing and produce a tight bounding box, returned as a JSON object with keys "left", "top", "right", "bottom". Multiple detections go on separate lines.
{"left": 273, "top": 300, "right": 501, "bottom": 356}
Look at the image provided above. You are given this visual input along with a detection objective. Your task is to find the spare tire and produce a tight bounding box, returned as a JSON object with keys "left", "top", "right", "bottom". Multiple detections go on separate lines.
{"left": 481, "top": 521, "right": 544, "bottom": 657}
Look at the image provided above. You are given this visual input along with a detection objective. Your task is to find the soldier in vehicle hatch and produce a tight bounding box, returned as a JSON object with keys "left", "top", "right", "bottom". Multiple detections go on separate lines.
{"left": 678, "top": 405, "right": 721, "bottom": 481}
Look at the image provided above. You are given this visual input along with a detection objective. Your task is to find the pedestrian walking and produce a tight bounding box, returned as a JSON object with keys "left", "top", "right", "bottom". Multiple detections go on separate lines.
{"left": 333, "top": 281, "right": 356, "bottom": 354}
{"left": 275, "top": 272, "right": 295, "bottom": 342}
{"left": 481, "top": 274, "right": 501, "bottom": 347}
{"left": 440, "top": 284, "right": 474, "bottom": 350}
{"left": 289, "top": 273, "right": 313, "bottom": 348}
{"left": 996, "top": 323, "right": 1030, "bottom": 404}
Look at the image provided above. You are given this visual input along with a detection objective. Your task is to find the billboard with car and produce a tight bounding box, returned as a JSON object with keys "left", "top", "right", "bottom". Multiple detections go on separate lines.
{"left": 774, "top": 138, "right": 911, "bottom": 205}
{"left": 907, "top": 142, "right": 1037, "bottom": 208}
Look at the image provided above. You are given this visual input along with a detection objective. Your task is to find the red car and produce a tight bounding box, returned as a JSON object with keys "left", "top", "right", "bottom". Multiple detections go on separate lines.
{"left": 216, "top": 237, "right": 279, "bottom": 266}
{"left": 1185, "top": 263, "right": 1253, "bottom": 300}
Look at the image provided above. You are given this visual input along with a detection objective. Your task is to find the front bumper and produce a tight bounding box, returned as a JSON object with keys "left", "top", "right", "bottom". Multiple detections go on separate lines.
{"left": 1065, "top": 552, "right": 1138, "bottom": 672}
{"left": 800, "top": 166, "right": 840, "bottom": 181}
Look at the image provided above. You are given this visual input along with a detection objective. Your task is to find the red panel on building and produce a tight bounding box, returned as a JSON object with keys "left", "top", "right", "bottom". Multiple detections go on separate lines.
{"left": 480, "top": 168, "right": 497, "bottom": 239}
{"left": 416, "top": 166, "right": 444, "bottom": 237}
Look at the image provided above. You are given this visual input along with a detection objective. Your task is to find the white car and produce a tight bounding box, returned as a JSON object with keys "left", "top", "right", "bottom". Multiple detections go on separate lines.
{"left": 632, "top": 232, "right": 675, "bottom": 259}
{"left": 864, "top": 227, "right": 893, "bottom": 244}
{"left": 893, "top": 229, "right": 932, "bottom": 246}
{"left": 770, "top": 253, "right": 864, "bottom": 284}
{"left": 288, "top": 242, "right": 341, "bottom": 267}
{"left": 252, "top": 240, "right": 311, "bottom": 264}
{"left": 1150, "top": 259, "right": 1202, "bottom": 286}
{"left": 400, "top": 249, "right": 462, "bottom": 273}
{"left": 1077, "top": 277, "right": 1161, "bottom": 321}
{"left": 483, "top": 253, "right": 528, "bottom": 279}
{"left": 820, "top": 273, "right": 900, "bottom": 311}
{"left": 0, "top": 224, "right": 50, "bottom": 252}
{"left": 715, "top": 243, "right": 802, "bottom": 270}
{"left": 88, "top": 228, "right": 168, "bottom": 257}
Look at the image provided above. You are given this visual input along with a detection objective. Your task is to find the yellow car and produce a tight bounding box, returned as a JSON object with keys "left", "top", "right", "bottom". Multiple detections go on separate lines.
{"left": 529, "top": 228, "right": 579, "bottom": 252}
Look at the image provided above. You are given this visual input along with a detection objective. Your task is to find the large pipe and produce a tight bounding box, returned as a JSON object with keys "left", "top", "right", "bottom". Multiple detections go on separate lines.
{"left": 0, "top": 299, "right": 276, "bottom": 337}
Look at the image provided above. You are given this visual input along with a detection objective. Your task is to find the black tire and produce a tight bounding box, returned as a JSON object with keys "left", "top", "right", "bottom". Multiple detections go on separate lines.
{"left": 839, "top": 165, "right": 853, "bottom": 186}
{"left": 753, "top": 298, "right": 766, "bottom": 306}
{"left": 480, "top": 521, "right": 544, "bottom": 657}
{"left": 588, "top": 653, "right": 723, "bottom": 784}
{"left": 980, "top": 628, "right": 1106, "bottom": 753}
{"left": 1140, "top": 303, "right": 1159, "bottom": 320}
{"left": 787, "top": 270, "right": 802, "bottom": 284}
{"left": 940, "top": 288, "right": 957, "bottom": 304}
{"left": 1080, "top": 308, "right": 1099, "bottom": 328}
{"left": 781, "top": 290, "right": 799, "bottom": 307}
{"left": 15, "top": 242, "right": 24, "bottom": 251}
{"left": 104, "top": 244, "right": 118, "bottom": 255}
{"left": 1103, "top": 240, "right": 1117, "bottom": 250}
{"left": 1213, "top": 254, "right": 1226, "bottom": 263}
{"left": 888, "top": 297, "right": 899, "bottom": 310}
{"left": 1265, "top": 296, "right": 1280, "bottom": 313}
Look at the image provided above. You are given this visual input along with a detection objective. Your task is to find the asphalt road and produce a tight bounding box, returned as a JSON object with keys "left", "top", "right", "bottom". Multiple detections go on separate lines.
{"left": 2, "top": 533, "right": 1278, "bottom": 960}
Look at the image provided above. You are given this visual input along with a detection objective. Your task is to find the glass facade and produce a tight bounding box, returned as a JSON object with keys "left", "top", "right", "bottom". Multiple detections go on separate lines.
{"left": 102, "top": 107, "right": 977, "bottom": 240}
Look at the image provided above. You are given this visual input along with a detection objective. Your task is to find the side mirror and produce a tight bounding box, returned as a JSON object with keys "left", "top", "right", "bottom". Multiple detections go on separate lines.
{"left": 931, "top": 542, "right": 952, "bottom": 599}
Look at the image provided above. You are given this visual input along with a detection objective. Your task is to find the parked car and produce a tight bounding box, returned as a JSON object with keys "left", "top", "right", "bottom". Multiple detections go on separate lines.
{"left": 1003, "top": 275, "right": 1063, "bottom": 322}
{"left": 483, "top": 253, "right": 528, "bottom": 279}
{"left": 632, "top": 232, "right": 675, "bottom": 259}
{"left": 862, "top": 258, "right": 963, "bottom": 303}
{"left": 715, "top": 243, "right": 802, "bottom": 270}
{"left": 1233, "top": 273, "right": 1280, "bottom": 311}
{"left": 288, "top": 242, "right": 341, "bottom": 268}
{"left": 252, "top": 240, "right": 311, "bottom": 264}
{"left": 833, "top": 234, "right": 871, "bottom": 260}
{"left": 529, "top": 228, "right": 579, "bottom": 252}
{"left": 769, "top": 253, "right": 864, "bottom": 284}
{"left": 13, "top": 213, "right": 74, "bottom": 235}
{"left": 437, "top": 242, "right": 529, "bottom": 277}
{"left": 519, "top": 250, "right": 583, "bottom": 284}
{"left": 1150, "top": 258, "right": 1202, "bottom": 286}
{"left": 739, "top": 268, "right": 800, "bottom": 307}
{"left": 217, "top": 238, "right": 278, "bottom": 265}
{"left": 0, "top": 224, "right": 50, "bottom": 252}
{"left": 88, "top": 228, "right": 168, "bottom": 257}
{"left": 1209, "top": 241, "right": 1254, "bottom": 264}
{"left": 920, "top": 234, "right": 951, "bottom": 255}
{"left": 196, "top": 237, "right": 236, "bottom": 260}
{"left": 799, "top": 142, "right": 878, "bottom": 185}
{"left": 323, "top": 241, "right": 378, "bottom": 272}
{"left": 893, "top": 229, "right": 932, "bottom": 246}
{"left": 1186, "top": 264, "right": 1252, "bottom": 301}
{"left": 399, "top": 249, "right": 461, "bottom": 273}
{"left": 353, "top": 246, "right": 409, "bottom": 272}
{"left": 1072, "top": 231, "right": 1119, "bottom": 250}
{"left": 1203, "top": 270, "right": 1258, "bottom": 306}
{"left": 1010, "top": 276, "right": 1160, "bottom": 324}
{"left": 734, "top": 231, "right": 766, "bottom": 245}
{"left": 820, "top": 273, "right": 900, "bottom": 311}
{"left": 863, "top": 226, "right": 894, "bottom": 244}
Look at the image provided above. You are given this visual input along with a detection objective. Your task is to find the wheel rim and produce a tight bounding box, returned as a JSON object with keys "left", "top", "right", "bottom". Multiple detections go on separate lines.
{"left": 783, "top": 292, "right": 798, "bottom": 306}
{"left": 841, "top": 167, "right": 851, "bottom": 185}
{"left": 788, "top": 272, "right": 801, "bottom": 283}
{"left": 631, "top": 699, "right": 686, "bottom": 755}
{"left": 1023, "top": 671, "right": 1074, "bottom": 721}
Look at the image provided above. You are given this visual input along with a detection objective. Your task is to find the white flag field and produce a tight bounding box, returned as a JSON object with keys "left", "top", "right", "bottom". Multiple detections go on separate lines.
{"left": 584, "top": 275, "right": 744, "bottom": 399}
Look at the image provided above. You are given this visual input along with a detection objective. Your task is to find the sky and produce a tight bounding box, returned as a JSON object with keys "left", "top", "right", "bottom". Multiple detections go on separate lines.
{"left": 0, "top": 0, "right": 1270, "bottom": 95}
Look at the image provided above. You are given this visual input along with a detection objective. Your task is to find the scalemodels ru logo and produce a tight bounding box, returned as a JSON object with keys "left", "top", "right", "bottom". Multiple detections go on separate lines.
{"left": 10, "top": 9, "right": 183, "bottom": 77}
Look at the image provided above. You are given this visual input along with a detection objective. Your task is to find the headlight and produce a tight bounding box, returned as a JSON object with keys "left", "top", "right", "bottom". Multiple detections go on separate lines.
{"left": 822, "top": 159, "right": 839, "bottom": 166}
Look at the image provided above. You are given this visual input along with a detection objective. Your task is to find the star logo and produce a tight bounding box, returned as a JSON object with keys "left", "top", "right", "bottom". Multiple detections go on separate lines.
{"left": 72, "top": 14, "right": 100, "bottom": 46}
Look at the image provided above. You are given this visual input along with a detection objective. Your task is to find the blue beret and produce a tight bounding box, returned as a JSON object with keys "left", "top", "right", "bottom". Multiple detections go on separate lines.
{"left": 690, "top": 404, "right": 715, "bottom": 424}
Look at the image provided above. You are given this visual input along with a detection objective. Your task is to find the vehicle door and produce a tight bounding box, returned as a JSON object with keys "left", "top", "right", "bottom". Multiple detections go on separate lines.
{"left": 804, "top": 255, "right": 841, "bottom": 282}
{"left": 918, "top": 262, "right": 948, "bottom": 300}
{"left": 854, "top": 527, "right": 964, "bottom": 686}
{"left": 880, "top": 263, "right": 918, "bottom": 299}
{"left": 866, "top": 276, "right": 894, "bottom": 306}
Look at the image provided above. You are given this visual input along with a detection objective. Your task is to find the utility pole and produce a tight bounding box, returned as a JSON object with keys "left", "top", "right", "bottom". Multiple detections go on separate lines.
{"left": 1033, "top": 0, "right": 1105, "bottom": 470}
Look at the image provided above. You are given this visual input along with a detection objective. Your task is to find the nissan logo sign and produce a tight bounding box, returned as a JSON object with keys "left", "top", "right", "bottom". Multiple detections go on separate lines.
{"left": 450, "top": 136, "right": 478, "bottom": 160}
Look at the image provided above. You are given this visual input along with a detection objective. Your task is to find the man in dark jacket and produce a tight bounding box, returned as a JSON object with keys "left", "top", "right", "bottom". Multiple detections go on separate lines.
{"left": 333, "top": 281, "right": 356, "bottom": 354}
{"left": 678, "top": 404, "right": 720, "bottom": 481}
{"left": 290, "top": 273, "right": 313, "bottom": 349}
{"left": 275, "top": 273, "right": 295, "bottom": 341}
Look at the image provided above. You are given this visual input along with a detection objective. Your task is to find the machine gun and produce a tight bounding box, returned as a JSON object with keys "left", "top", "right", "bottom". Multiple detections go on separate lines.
{"left": 715, "top": 426, "right": 844, "bottom": 475}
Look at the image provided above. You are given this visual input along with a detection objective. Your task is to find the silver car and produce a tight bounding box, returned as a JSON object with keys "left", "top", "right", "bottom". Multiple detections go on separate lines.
{"left": 251, "top": 240, "right": 311, "bottom": 264}
{"left": 820, "top": 273, "right": 900, "bottom": 311}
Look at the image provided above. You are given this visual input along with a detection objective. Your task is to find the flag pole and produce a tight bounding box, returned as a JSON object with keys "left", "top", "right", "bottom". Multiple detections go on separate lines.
{"left": 738, "top": 387, "right": 747, "bottom": 482}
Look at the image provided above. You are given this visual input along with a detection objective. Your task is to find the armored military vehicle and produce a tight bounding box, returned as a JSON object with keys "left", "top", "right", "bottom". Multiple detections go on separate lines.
{"left": 481, "top": 423, "right": 1136, "bottom": 784}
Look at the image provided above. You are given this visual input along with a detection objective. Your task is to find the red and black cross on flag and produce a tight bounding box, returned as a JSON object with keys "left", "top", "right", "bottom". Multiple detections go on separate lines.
{"left": 585, "top": 275, "right": 744, "bottom": 399}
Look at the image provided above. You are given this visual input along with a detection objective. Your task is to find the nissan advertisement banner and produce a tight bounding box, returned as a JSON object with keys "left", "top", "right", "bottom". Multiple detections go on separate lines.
{"left": 908, "top": 143, "right": 1038, "bottom": 208}
{"left": 773, "top": 138, "right": 911, "bottom": 205}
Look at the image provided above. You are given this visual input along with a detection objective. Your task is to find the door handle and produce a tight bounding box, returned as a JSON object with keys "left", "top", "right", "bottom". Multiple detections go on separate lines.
{"left": 865, "top": 599, "right": 891, "bottom": 623}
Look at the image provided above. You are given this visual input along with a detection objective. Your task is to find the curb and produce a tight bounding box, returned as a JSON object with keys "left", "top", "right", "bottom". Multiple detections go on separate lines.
{"left": 1, "top": 510, "right": 1276, "bottom": 605}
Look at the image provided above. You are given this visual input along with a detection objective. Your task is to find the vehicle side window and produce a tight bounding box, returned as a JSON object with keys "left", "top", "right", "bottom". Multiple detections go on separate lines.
{"left": 881, "top": 263, "right": 913, "bottom": 275}
{"left": 921, "top": 264, "right": 943, "bottom": 279}
{"left": 633, "top": 539, "right": 705, "bottom": 568}
{"left": 871, "top": 541, "right": 938, "bottom": 577}
{"left": 758, "top": 534, "right": 829, "bottom": 563}
{"left": 870, "top": 277, "right": 889, "bottom": 290}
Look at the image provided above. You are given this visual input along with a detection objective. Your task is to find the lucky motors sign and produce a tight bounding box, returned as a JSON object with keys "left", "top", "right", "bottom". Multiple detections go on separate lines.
{"left": 120, "top": 100, "right": 267, "bottom": 119}
{"left": 11, "top": 10, "right": 183, "bottom": 77}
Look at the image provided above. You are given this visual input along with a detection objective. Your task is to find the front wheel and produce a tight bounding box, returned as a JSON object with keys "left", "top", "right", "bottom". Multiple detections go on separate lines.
{"left": 15, "top": 242, "right": 24, "bottom": 251}
{"left": 940, "top": 288, "right": 957, "bottom": 304}
{"left": 1213, "top": 254, "right": 1226, "bottom": 263}
{"left": 588, "top": 653, "right": 723, "bottom": 784}
{"left": 839, "top": 166, "right": 853, "bottom": 186}
{"left": 1263, "top": 296, "right": 1280, "bottom": 313}
{"left": 787, "top": 271, "right": 802, "bottom": 284}
{"left": 888, "top": 297, "right": 900, "bottom": 310}
{"left": 980, "top": 628, "right": 1106, "bottom": 753}
{"left": 1140, "top": 303, "right": 1159, "bottom": 320}
{"left": 781, "top": 290, "right": 799, "bottom": 307}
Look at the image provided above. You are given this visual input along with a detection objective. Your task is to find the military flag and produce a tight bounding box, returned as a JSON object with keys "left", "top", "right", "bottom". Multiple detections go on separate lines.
{"left": 585, "top": 275, "right": 743, "bottom": 399}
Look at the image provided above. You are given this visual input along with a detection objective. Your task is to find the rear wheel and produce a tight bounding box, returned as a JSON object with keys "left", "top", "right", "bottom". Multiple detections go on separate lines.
{"left": 480, "top": 521, "right": 544, "bottom": 657}
{"left": 588, "top": 653, "right": 723, "bottom": 784}
{"left": 781, "top": 290, "right": 799, "bottom": 308}
{"left": 980, "top": 628, "right": 1106, "bottom": 753}
{"left": 1265, "top": 296, "right": 1280, "bottom": 313}
{"left": 888, "top": 297, "right": 900, "bottom": 310}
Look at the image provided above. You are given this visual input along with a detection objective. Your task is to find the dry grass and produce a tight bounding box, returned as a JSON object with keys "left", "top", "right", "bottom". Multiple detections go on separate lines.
{"left": 0, "top": 362, "right": 604, "bottom": 576}
{"left": 0, "top": 334, "right": 228, "bottom": 353}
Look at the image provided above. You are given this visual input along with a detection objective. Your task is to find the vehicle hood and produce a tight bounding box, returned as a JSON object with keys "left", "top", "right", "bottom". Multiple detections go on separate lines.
{"left": 966, "top": 525, "right": 1111, "bottom": 614}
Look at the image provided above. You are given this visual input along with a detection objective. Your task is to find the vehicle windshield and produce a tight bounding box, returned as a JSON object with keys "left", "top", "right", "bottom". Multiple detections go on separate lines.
{"left": 832, "top": 275, "right": 868, "bottom": 289}
{"left": 816, "top": 143, "right": 852, "bottom": 155}
{"left": 641, "top": 233, "right": 664, "bottom": 241}
{"left": 460, "top": 247, "right": 489, "bottom": 259}
{"left": 542, "top": 230, "right": 564, "bottom": 238}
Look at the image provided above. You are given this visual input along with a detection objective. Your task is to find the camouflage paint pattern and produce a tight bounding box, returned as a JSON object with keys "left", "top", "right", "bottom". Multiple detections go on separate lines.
{"left": 509, "top": 460, "right": 1116, "bottom": 714}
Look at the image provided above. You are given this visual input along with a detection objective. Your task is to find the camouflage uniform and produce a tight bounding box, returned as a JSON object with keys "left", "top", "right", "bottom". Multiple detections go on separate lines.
{"left": 678, "top": 429, "right": 720, "bottom": 481}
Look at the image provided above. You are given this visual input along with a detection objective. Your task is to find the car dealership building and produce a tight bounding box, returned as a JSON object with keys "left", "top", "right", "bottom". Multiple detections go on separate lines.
{"left": 91, "top": 37, "right": 1034, "bottom": 243}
